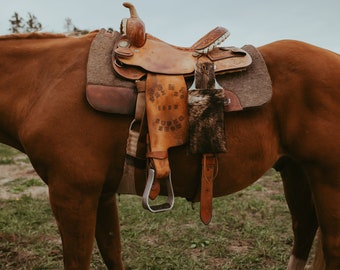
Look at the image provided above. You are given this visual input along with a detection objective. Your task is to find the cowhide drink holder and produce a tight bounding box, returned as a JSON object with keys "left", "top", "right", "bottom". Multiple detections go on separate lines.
{"left": 188, "top": 87, "right": 226, "bottom": 154}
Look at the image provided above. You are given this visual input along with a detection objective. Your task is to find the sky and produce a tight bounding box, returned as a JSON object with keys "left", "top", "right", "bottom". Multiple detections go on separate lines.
{"left": 0, "top": 0, "right": 339, "bottom": 52}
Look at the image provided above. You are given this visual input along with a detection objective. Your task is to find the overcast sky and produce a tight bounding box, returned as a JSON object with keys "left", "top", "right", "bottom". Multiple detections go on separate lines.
{"left": 1, "top": 0, "right": 339, "bottom": 52}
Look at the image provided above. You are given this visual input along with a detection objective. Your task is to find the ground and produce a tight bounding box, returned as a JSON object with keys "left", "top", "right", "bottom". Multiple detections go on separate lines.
{"left": 0, "top": 151, "right": 47, "bottom": 200}
{"left": 0, "top": 144, "right": 318, "bottom": 269}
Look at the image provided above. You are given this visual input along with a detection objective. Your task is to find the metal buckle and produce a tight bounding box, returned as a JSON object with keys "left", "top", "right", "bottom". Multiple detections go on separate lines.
{"left": 142, "top": 168, "right": 175, "bottom": 213}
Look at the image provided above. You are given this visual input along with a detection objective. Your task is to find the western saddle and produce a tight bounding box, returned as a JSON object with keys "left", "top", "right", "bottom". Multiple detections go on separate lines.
{"left": 113, "top": 2, "right": 252, "bottom": 224}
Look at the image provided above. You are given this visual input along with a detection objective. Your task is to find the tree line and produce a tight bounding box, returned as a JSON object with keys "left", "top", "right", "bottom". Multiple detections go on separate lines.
{"left": 8, "top": 12, "right": 89, "bottom": 35}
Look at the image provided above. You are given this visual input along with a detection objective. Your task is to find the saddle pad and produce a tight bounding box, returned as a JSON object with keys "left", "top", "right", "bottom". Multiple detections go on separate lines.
{"left": 87, "top": 30, "right": 271, "bottom": 115}
{"left": 86, "top": 29, "right": 137, "bottom": 115}
{"left": 219, "top": 45, "right": 272, "bottom": 110}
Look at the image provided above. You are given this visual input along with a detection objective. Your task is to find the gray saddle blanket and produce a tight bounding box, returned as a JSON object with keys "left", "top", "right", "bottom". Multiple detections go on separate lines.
{"left": 218, "top": 44, "right": 272, "bottom": 109}
{"left": 86, "top": 29, "right": 272, "bottom": 114}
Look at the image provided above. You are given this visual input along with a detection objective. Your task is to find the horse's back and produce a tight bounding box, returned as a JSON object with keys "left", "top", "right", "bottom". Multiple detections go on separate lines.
{"left": 260, "top": 40, "right": 340, "bottom": 167}
{"left": 260, "top": 39, "right": 340, "bottom": 85}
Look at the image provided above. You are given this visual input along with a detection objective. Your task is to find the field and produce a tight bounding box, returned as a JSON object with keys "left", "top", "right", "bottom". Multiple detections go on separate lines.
{"left": 0, "top": 143, "right": 315, "bottom": 269}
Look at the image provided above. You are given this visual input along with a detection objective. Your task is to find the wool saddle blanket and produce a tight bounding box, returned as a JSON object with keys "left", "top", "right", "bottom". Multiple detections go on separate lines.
{"left": 86, "top": 29, "right": 272, "bottom": 116}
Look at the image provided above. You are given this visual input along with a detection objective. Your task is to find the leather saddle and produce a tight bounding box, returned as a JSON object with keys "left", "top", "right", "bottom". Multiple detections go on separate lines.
{"left": 109, "top": 3, "right": 253, "bottom": 223}
{"left": 114, "top": 3, "right": 251, "bottom": 78}
{"left": 114, "top": 28, "right": 251, "bottom": 79}
{"left": 85, "top": 2, "right": 255, "bottom": 223}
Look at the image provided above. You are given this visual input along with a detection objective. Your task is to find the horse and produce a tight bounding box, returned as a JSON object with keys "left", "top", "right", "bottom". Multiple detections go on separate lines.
{"left": 0, "top": 29, "right": 339, "bottom": 270}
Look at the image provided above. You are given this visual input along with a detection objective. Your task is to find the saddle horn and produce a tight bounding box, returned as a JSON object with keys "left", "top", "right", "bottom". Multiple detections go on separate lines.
{"left": 120, "top": 2, "right": 146, "bottom": 47}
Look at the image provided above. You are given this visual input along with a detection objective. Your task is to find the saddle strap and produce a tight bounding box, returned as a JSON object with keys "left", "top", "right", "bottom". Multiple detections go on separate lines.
{"left": 200, "top": 154, "right": 217, "bottom": 225}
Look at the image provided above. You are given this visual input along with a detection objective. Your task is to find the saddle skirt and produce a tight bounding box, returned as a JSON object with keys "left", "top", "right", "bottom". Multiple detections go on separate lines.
{"left": 86, "top": 29, "right": 272, "bottom": 116}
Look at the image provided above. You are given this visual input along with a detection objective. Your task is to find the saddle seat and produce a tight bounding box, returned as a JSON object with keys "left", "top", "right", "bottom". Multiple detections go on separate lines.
{"left": 114, "top": 31, "right": 252, "bottom": 80}
{"left": 114, "top": 3, "right": 251, "bottom": 78}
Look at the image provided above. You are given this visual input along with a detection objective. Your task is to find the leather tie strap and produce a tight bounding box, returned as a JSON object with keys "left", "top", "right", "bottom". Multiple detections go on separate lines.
{"left": 200, "top": 154, "right": 217, "bottom": 225}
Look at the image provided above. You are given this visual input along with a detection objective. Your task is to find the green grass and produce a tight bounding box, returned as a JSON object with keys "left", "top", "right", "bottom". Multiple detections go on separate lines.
{"left": 0, "top": 176, "right": 292, "bottom": 270}
{"left": 0, "top": 196, "right": 61, "bottom": 269}
{"left": 119, "top": 175, "right": 291, "bottom": 270}
{"left": 0, "top": 143, "right": 293, "bottom": 269}
{"left": 0, "top": 144, "right": 17, "bottom": 164}
{"left": 0, "top": 144, "right": 18, "bottom": 157}
{"left": 3, "top": 178, "right": 44, "bottom": 194}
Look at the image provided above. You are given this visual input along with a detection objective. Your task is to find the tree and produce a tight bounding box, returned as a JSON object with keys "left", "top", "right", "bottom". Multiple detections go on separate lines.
{"left": 25, "top": 13, "right": 42, "bottom": 32}
{"left": 9, "top": 12, "right": 24, "bottom": 33}
{"left": 9, "top": 12, "right": 42, "bottom": 33}
{"left": 64, "top": 17, "right": 89, "bottom": 36}
{"left": 8, "top": 12, "right": 89, "bottom": 35}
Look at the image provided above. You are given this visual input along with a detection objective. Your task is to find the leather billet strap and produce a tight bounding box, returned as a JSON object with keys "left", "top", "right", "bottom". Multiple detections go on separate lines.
{"left": 200, "top": 153, "right": 217, "bottom": 225}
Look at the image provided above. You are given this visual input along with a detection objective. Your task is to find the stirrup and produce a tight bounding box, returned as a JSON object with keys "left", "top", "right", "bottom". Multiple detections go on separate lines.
{"left": 142, "top": 168, "right": 175, "bottom": 213}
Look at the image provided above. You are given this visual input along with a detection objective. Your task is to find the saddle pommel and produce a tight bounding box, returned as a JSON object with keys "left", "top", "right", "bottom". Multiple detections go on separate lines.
{"left": 121, "top": 2, "right": 146, "bottom": 47}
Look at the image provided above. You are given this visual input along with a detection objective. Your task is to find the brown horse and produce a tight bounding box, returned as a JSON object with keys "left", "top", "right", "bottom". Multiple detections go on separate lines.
{"left": 0, "top": 30, "right": 339, "bottom": 270}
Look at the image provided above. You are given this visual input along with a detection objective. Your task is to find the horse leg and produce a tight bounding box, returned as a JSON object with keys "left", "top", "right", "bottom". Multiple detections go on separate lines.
{"left": 308, "top": 168, "right": 340, "bottom": 269}
{"left": 48, "top": 178, "right": 101, "bottom": 270}
{"left": 278, "top": 158, "right": 318, "bottom": 270}
{"left": 95, "top": 193, "right": 124, "bottom": 270}
{"left": 312, "top": 229, "right": 326, "bottom": 269}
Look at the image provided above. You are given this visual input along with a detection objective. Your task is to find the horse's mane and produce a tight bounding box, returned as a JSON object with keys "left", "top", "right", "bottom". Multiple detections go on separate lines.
{"left": 0, "top": 32, "right": 67, "bottom": 40}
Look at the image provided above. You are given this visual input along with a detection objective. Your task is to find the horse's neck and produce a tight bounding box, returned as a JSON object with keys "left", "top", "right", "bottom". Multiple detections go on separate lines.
{"left": 0, "top": 38, "right": 34, "bottom": 147}
{"left": 0, "top": 33, "right": 97, "bottom": 149}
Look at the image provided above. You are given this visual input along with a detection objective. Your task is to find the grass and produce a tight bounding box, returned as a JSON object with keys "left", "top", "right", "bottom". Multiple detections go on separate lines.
{"left": 0, "top": 143, "right": 293, "bottom": 269}
{"left": 119, "top": 173, "right": 291, "bottom": 270}
{"left": 0, "top": 177, "right": 292, "bottom": 269}
{"left": 0, "top": 144, "right": 17, "bottom": 164}
{"left": 0, "top": 195, "right": 63, "bottom": 269}
{"left": 0, "top": 143, "right": 30, "bottom": 165}
{"left": 4, "top": 178, "right": 45, "bottom": 194}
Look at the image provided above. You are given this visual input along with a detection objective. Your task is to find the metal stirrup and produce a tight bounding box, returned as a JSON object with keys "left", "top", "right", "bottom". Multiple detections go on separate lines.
{"left": 142, "top": 168, "right": 175, "bottom": 213}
